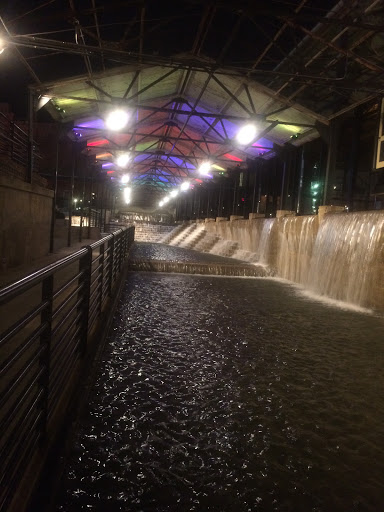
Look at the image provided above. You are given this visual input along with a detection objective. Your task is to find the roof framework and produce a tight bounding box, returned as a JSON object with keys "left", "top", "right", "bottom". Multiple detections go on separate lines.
{"left": 1, "top": 0, "right": 384, "bottom": 205}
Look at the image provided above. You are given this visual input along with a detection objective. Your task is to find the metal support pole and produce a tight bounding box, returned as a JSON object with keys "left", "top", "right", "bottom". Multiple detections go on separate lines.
{"left": 323, "top": 119, "right": 339, "bottom": 205}
{"left": 49, "top": 132, "right": 59, "bottom": 253}
{"left": 27, "top": 88, "right": 34, "bottom": 183}
{"left": 68, "top": 144, "right": 75, "bottom": 247}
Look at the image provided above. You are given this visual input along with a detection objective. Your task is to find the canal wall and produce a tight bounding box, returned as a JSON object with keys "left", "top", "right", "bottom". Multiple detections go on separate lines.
{"left": 164, "top": 210, "right": 384, "bottom": 312}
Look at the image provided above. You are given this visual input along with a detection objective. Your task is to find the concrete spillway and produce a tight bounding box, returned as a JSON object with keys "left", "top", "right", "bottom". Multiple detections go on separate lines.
{"left": 163, "top": 211, "right": 384, "bottom": 313}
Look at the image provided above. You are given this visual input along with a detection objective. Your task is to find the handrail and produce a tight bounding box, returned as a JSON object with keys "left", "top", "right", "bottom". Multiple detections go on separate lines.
{"left": 0, "top": 225, "right": 135, "bottom": 512}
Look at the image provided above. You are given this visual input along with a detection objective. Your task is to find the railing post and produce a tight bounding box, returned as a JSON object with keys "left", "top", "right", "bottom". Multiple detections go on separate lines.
{"left": 98, "top": 243, "right": 105, "bottom": 314}
{"left": 108, "top": 234, "right": 115, "bottom": 296}
{"left": 79, "top": 246, "right": 92, "bottom": 356}
{"left": 39, "top": 274, "right": 54, "bottom": 437}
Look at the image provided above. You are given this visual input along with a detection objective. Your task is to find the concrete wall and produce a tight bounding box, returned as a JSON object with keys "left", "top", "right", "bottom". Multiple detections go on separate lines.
{"left": 134, "top": 223, "right": 175, "bottom": 242}
{"left": 0, "top": 175, "right": 53, "bottom": 268}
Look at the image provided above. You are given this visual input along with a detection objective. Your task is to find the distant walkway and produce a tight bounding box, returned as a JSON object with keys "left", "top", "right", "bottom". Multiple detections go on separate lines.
{"left": 0, "top": 238, "right": 99, "bottom": 289}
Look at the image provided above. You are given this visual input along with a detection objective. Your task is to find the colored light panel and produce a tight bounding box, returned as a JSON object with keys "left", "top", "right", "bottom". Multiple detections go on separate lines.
{"left": 87, "top": 139, "right": 109, "bottom": 147}
{"left": 224, "top": 153, "right": 243, "bottom": 162}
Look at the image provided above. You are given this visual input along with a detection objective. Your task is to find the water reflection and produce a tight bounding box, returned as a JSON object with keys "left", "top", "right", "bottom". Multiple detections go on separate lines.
{"left": 57, "top": 274, "right": 384, "bottom": 511}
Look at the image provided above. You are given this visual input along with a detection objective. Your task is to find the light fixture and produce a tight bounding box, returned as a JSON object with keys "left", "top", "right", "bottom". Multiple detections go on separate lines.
{"left": 198, "top": 161, "right": 211, "bottom": 175}
{"left": 180, "top": 181, "right": 189, "bottom": 191}
{"left": 170, "top": 189, "right": 178, "bottom": 198}
{"left": 116, "top": 153, "right": 130, "bottom": 168}
{"left": 159, "top": 200, "right": 164, "bottom": 207}
{"left": 236, "top": 123, "right": 257, "bottom": 145}
{"left": 121, "top": 174, "right": 129, "bottom": 184}
{"left": 105, "top": 109, "right": 130, "bottom": 131}
{"left": 123, "top": 187, "right": 131, "bottom": 204}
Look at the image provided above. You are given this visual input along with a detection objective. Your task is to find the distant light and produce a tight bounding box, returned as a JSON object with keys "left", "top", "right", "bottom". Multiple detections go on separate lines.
{"left": 236, "top": 124, "right": 257, "bottom": 145}
{"left": 180, "top": 182, "right": 189, "bottom": 191}
{"left": 123, "top": 187, "right": 131, "bottom": 204}
{"left": 116, "top": 153, "right": 130, "bottom": 168}
{"left": 121, "top": 174, "right": 129, "bottom": 184}
{"left": 163, "top": 197, "right": 170, "bottom": 204}
{"left": 170, "top": 189, "right": 178, "bottom": 198}
{"left": 212, "top": 164, "right": 225, "bottom": 171}
{"left": 198, "top": 161, "right": 211, "bottom": 175}
{"left": 159, "top": 200, "right": 164, "bottom": 207}
{"left": 106, "top": 109, "right": 130, "bottom": 131}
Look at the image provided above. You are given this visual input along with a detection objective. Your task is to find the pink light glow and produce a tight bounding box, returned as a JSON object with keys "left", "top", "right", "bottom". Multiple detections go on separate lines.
{"left": 223, "top": 153, "right": 243, "bottom": 162}
{"left": 87, "top": 139, "right": 109, "bottom": 147}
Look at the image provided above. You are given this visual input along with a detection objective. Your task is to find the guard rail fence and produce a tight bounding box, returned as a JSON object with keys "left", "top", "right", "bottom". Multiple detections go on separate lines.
{"left": 0, "top": 226, "right": 135, "bottom": 512}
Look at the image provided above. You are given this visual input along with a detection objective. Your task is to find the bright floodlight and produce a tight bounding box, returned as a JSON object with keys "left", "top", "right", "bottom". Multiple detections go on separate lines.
{"left": 163, "top": 197, "right": 170, "bottom": 204}
{"left": 180, "top": 181, "right": 189, "bottom": 191}
{"left": 236, "top": 123, "right": 257, "bottom": 145}
{"left": 106, "top": 109, "right": 129, "bottom": 131}
{"left": 121, "top": 174, "right": 129, "bottom": 184}
{"left": 170, "top": 189, "right": 178, "bottom": 198}
{"left": 198, "top": 161, "right": 211, "bottom": 175}
{"left": 123, "top": 187, "right": 131, "bottom": 204}
{"left": 159, "top": 200, "right": 164, "bottom": 207}
{"left": 116, "top": 153, "right": 130, "bottom": 168}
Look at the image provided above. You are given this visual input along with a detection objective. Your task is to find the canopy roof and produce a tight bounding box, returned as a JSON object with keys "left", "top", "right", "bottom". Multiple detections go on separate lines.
{"left": 1, "top": 0, "right": 383, "bottom": 205}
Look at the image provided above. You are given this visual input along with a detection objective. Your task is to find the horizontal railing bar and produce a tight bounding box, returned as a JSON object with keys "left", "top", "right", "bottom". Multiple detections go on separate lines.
{"left": 0, "top": 300, "right": 48, "bottom": 348}
{"left": 0, "top": 323, "right": 47, "bottom": 376}
{"left": 0, "top": 429, "right": 40, "bottom": 512}
{"left": 50, "top": 321, "right": 81, "bottom": 370}
{"left": 51, "top": 297, "right": 83, "bottom": 338}
{"left": 0, "top": 366, "right": 44, "bottom": 436}
{"left": 0, "top": 249, "right": 88, "bottom": 304}
{"left": 52, "top": 283, "right": 84, "bottom": 322}
{"left": 0, "top": 346, "right": 45, "bottom": 410}
{"left": 0, "top": 391, "right": 43, "bottom": 464}
{"left": 52, "top": 269, "right": 84, "bottom": 301}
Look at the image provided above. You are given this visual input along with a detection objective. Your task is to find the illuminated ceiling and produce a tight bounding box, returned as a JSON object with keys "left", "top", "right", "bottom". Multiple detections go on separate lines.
{"left": 1, "top": 0, "right": 383, "bottom": 204}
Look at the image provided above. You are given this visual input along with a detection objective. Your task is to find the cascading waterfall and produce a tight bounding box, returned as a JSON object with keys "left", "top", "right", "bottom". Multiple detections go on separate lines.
{"left": 164, "top": 211, "right": 384, "bottom": 311}
{"left": 306, "top": 212, "right": 384, "bottom": 309}
{"left": 275, "top": 215, "right": 318, "bottom": 284}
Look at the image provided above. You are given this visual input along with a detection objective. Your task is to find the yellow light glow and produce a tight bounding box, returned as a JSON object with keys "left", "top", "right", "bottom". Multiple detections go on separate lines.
{"left": 96, "top": 153, "right": 112, "bottom": 159}
{"left": 212, "top": 164, "right": 225, "bottom": 171}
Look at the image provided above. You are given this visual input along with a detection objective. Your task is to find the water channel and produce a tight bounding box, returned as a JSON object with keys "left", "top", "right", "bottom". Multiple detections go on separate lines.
{"left": 54, "top": 251, "right": 384, "bottom": 512}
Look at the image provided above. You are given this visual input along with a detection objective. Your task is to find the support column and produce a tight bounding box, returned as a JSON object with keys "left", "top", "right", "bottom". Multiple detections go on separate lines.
{"left": 323, "top": 118, "right": 339, "bottom": 206}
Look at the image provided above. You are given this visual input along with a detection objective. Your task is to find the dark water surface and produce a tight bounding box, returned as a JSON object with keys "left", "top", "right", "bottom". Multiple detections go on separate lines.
{"left": 57, "top": 273, "right": 384, "bottom": 512}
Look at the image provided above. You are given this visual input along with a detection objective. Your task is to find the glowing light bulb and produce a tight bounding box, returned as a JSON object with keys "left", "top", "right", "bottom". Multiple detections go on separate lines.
{"left": 180, "top": 182, "right": 189, "bottom": 191}
{"left": 116, "top": 153, "right": 130, "bottom": 168}
{"left": 121, "top": 174, "right": 129, "bottom": 184}
{"left": 159, "top": 200, "right": 164, "bottom": 207}
{"left": 236, "top": 123, "right": 257, "bottom": 145}
{"left": 170, "top": 189, "right": 178, "bottom": 198}
{"left": 199, "top": 162, "right": 211, "bottom": 175}
{"left": 106, "top": 109, "right": 129, "bottom": 131}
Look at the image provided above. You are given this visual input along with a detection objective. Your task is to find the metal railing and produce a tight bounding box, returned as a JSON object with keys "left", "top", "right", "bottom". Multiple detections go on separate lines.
{"left": 0, "top": 112, "right": 41, "bottom": 179}
{"left": 0, "top": 226, "right": 135, "bottom": 511}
